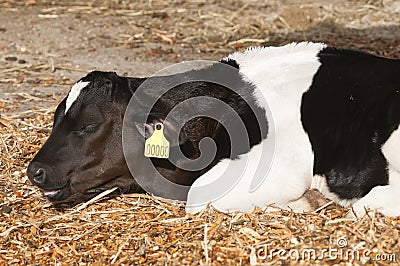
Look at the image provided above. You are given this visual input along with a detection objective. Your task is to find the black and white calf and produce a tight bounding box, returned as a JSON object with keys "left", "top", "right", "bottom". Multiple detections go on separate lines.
{"left": 27, "top": 42, "right": 400, "bottom": 216}
{"left": 187, "top": 42, "right": 400, "bottom": 217}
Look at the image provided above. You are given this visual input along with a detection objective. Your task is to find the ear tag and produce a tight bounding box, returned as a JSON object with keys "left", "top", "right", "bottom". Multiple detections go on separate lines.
{"left": 144, "top": 123, "right": 170, "bottom": 159}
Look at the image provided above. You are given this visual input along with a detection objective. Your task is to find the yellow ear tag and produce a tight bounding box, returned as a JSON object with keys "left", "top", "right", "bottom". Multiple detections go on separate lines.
{"left": 144, "top": 123, "right": 170, "bottom": 159}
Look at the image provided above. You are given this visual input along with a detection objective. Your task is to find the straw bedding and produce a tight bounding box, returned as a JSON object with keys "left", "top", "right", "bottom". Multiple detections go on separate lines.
{"left": 1, "top": 0, "right": 400, "bottom": 264}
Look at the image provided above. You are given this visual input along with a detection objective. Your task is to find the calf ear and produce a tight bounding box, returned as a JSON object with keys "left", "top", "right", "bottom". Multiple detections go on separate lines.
{"left": 127, "top": 77, "right": 147, "bottom": 93}
{"left": 53, "top": 98, "right": 67, "bottom": 127}
{"left": 127, "top": 77, "right": 188, "bottom": 146}
{"left": 134, "top": 114, "right": 188, "bottom": 147}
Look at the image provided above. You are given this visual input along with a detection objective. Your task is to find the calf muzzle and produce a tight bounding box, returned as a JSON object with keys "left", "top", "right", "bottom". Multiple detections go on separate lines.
{"left": 27, "top": 162, "right": 66, "bottom": 191}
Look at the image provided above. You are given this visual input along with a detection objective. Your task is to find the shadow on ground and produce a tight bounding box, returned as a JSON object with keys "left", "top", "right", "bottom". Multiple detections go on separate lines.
{"left": 266, "top": 21, "right": 400, "bottom": 58}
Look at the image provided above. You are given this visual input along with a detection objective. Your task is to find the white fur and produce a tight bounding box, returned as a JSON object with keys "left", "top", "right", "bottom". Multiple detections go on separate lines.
{"left": 186, "top": 42, "right": 326, "bottom": 213}
{"left": 186, "top": 140, "right": 313, "bottom": 213}
{"left": 311, "top": 175, "right": 357, "bottom": 207}
{"left": 65, "top": 81, "right": 90, "bottom": 114}
{"left": 381, "top": 125, "right": 400, "bottom": 172}
{"left": 351, "top": 167, "right": 400, "bottom": 217}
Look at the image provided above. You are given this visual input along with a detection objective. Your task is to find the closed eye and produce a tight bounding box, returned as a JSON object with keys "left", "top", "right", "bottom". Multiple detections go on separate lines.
{"left": 73, "top": 124, "right": 101, "bottom": 136}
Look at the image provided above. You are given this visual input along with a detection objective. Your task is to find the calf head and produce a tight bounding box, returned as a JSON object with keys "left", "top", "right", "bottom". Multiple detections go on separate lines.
{"left": 27, "top": 71, "right": 149, "bottom": 206}
{"left": 27, "top": 71, "right": 210, "bottom": 207}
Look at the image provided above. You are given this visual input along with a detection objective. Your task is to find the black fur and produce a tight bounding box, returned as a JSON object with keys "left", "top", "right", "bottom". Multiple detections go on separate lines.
{"left": 301, "top": 46, "right": 400, "bottom": 199}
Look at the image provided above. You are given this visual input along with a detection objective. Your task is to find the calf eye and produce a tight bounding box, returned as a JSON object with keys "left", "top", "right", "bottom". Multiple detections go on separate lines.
{"left": 74, "top": 124, "right": 101, "bottom": 136}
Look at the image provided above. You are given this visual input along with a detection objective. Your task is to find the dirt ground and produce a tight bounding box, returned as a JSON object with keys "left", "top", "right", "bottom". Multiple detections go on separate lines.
{"left": 1, "top": 0, "right": 400, "bottom": 265}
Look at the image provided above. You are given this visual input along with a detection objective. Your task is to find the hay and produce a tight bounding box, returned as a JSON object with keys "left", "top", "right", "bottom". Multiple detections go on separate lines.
{"left": 1, "top": 0, "right": 400, "bottom": 265}
{"left": 1, "top": 133, "right": 399, "bottom": 265}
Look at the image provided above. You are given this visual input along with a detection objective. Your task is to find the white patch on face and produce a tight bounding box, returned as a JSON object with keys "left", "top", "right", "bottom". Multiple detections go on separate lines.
{"left": 311, "top": 175, "right": 356, "bottom": 207}
{"left": 351, "top": 167, "right": 400, "bottom": 217}
{"left": 187, "top": 42, "right": 327, "bottom": 214}
{"left": 65, "top": 81, "right": 90, "bottom": 114}
{"left": 381, "top": 125, "right": 400, "bottom": 172}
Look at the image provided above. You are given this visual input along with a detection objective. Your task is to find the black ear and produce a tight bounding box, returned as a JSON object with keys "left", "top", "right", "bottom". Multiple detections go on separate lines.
{"left": 53, "top": 98, "right": 67, "bottom": 127}
{"left": 135, "top": 114, "right": 188, "bottom": 147}
{"left": 127, "top": 76, "right": 188, "bottom": 146}
{"left": 127, "top": 77, "right": 147, "bottom": 94}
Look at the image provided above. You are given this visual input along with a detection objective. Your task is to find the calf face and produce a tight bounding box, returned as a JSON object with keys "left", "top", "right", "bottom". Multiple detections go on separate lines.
{"left": 27, "top": 72, "right": 145, "bottom": 206}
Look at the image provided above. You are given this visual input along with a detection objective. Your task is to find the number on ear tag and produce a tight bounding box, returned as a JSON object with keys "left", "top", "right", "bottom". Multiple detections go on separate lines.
{"left": 144, "top": 123, "right": 170, "bottom": 159}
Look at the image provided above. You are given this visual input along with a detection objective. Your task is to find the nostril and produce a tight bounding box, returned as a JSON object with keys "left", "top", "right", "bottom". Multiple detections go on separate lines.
{"left": 33, "top": 168, "right": 45, "bottom": 184}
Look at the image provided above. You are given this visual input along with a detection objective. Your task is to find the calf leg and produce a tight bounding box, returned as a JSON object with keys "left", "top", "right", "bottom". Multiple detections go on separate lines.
{"left": 186, "top": 141, "right": 312, "bottom": 214}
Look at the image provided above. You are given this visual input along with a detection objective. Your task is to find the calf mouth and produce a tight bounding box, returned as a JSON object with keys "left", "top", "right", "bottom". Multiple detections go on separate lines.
{"left": 43, "top": 189, "right": 61, "bottom": 198}
{"left": 40, "top": 183, "right": 70, "bottom": 202}
{"left": 42, "top": 175, "right": 140, "bottom": 208}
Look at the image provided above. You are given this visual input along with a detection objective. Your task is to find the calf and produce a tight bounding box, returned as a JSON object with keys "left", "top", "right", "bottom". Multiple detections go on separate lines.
{"left": 186, "top": 42, "right": 400, "bottom": 217}
{"left": 28, "top": 42, "right": 400, "bottom": 217}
